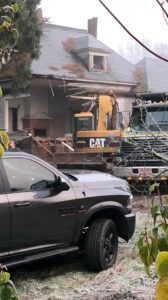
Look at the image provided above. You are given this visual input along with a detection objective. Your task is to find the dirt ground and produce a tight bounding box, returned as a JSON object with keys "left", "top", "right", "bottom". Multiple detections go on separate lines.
{"left": 12, "top": 195, "right": 157, "bottom": 300}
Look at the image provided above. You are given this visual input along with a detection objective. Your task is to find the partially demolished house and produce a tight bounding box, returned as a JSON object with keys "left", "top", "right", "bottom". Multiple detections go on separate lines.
{"left": 2, "top": 16, "right": 138, "bottom": 137}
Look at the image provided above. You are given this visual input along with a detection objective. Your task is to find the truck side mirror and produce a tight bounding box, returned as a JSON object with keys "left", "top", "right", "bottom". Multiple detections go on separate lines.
{"left": 58, "top": 176, "right": 70, "bottom": 191}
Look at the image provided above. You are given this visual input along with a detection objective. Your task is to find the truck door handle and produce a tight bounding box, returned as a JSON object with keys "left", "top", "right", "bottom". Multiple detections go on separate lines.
{"left": 14, "top": 202, "right": 31, "bottom": 208}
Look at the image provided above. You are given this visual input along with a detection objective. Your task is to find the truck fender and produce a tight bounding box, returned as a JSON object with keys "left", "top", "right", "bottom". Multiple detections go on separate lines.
{"left": 73, "top": 201, "right": 129, "bottom": 243}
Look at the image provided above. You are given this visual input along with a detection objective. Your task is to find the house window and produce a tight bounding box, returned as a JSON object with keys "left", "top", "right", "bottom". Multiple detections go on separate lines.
{"left": 90, "top": 54, "right": 107, "bottom": 72}
{"left": 34, "top": 129, "right": 47, "bottom": 137}
{"left": 93, "top": 55, "right": 104, "bottom": 69}
{"left": 9, "top": 107, "right": 18, "bottom": 131}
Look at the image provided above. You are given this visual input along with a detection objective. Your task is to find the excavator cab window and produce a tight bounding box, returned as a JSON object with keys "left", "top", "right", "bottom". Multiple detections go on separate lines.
{"left": 74, "top": 117, "right": 93, "bottom": 132}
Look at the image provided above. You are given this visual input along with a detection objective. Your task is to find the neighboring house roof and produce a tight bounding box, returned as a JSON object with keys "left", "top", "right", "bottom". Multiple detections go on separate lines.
{"left": 135, "top": 57, "right": 168, "bottom": 93}
{"left": 31, "top": 23, "right": 137, "bottom": 86}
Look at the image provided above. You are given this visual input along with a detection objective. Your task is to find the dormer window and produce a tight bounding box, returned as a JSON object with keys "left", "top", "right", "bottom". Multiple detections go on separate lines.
{"left": 93, "top": 55, "right": 104, "bottom": 69}
{"left": 74, "top": 35, "right": 111, "bottom": 73}
{"left": 89, "top": 53, "right": 107, "bottom": 72}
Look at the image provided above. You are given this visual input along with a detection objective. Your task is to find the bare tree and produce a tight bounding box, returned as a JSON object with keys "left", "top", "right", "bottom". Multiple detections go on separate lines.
{"left": 99, "top": 0, "right": 168, "bottom": 63}
{"left": 118, "top": 39, "right": 168, "bottom": 64}
{"left": 118, "top": 38, "right": 151, "bottom": 64}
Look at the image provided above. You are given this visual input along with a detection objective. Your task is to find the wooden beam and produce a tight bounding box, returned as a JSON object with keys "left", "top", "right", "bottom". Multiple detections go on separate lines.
{"left": 68, "top": 96, "right": 97, "bottom": 100}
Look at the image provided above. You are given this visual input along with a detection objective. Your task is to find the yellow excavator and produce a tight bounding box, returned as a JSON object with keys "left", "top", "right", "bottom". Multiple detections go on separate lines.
{"left": 54, "top": 94, "right": 121, "bottom": 170}
{"left": 73, "top": 95, "right": 121, "bottom": 153}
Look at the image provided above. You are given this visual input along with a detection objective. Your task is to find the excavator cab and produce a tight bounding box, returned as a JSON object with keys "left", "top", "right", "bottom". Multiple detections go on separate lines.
{"left": 73, "top": 112, "right": 94, "bottom": 148}
{"left": 72, "top": 95, "right": 121, "bottom": 152}
{"left": 73, "top": 112, "right": 94, "bottom": 132}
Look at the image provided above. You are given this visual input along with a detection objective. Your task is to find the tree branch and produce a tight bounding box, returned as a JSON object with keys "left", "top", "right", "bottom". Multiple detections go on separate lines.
{"left": 155, "top": 0, "right": 168, "bottom": 18}
{"left": 99, "top": 0, "right": 168, "bottom": 62}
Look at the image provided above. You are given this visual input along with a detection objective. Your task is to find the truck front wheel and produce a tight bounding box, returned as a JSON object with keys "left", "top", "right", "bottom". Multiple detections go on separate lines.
{"left": 85, "top": 218, "right": 118, "bottom": 271}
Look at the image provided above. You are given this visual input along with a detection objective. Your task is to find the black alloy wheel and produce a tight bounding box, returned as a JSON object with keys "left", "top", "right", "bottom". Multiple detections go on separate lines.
{"left": 85, "top": 218, "right": 118, "bottom": 271}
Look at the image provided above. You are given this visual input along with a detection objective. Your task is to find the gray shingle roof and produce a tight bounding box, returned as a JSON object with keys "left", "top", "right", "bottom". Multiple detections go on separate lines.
{"left": 136, "top": 57, "right": 168, "bottom": 93}
{"left": 31, "top": 23, "right": 136, "bottom": 85}
{"left": 74, "top": 35, "right": 112, "bottom": 52}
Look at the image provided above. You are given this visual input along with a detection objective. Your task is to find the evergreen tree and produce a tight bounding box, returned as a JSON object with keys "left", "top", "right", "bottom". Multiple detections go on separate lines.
{"left": 0, "top": 0, "right": 42, "bottom": 94}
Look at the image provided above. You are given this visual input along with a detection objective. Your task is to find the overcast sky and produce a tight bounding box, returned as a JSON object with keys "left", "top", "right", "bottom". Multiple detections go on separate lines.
{"left": 40, "top": 0, "right": 168, "bottom": 53}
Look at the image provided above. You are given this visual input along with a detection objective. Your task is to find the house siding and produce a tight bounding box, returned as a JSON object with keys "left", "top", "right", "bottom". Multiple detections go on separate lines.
{"left": 0, "top": 99, "right": 5, "bottom": 130}
{"left": 118, "top": 97, "right": 135, "bottom": 127}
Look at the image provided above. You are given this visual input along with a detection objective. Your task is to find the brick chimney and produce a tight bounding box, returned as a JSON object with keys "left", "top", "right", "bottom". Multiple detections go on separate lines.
{"left": 88, "top": 17, "right": 98, "bottom": 38}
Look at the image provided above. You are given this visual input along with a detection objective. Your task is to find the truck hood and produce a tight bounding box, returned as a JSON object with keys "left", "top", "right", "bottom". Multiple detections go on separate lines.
{"left": 62, "top": 169, "right": 132, "bottom": 194}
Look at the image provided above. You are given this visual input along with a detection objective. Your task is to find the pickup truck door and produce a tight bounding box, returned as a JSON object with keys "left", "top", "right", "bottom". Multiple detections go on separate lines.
{"left": 0, "top": 164, "right": 10, "bottom": 256}
{"left": 1, "top": 157, "right": 77, "bottom": 254}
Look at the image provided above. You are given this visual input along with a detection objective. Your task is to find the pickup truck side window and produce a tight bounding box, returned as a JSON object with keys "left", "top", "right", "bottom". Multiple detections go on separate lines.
{"left": 2, "top": 158, "right": 56, "bottom": 193}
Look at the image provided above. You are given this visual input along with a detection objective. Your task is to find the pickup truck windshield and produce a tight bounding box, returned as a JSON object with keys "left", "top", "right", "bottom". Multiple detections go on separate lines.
{"left": 130, "top": 106, "right": 168, "bottom": 132}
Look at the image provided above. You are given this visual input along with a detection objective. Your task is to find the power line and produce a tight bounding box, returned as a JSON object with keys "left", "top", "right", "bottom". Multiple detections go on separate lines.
{"left": 155, "top": 0, "right": 168, "bottom": 17}
{"left": 155, "top": 0, "right": 168, "bottom": 25}
{"left": 99, "top": 0, "right": 168, "bottom": 63}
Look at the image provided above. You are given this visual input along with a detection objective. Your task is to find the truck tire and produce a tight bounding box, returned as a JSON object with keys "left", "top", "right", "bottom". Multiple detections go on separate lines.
{"left": 85, "top": 218, "right": 118, "bottom": 271}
